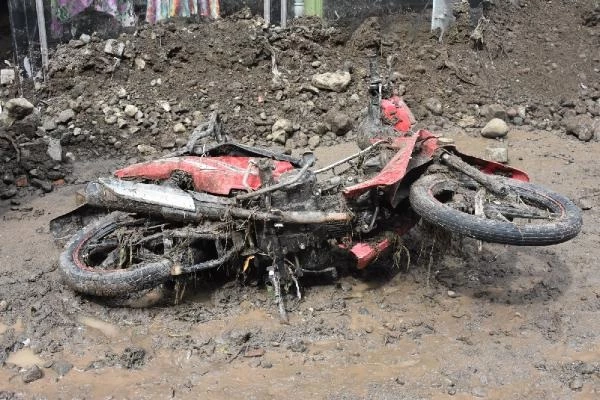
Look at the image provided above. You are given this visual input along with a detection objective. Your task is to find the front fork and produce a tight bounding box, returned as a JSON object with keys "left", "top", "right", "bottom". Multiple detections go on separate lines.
{"left": 439, "top": 151, "right": 509, "bottom": 197}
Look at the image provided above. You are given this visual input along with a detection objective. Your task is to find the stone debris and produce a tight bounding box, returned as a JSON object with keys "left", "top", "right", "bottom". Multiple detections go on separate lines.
{"left": 311, "top": 71, "right": 352, "bottom": 92}
{"left": 481, "top": 118, "right": 509, "bottom": 138}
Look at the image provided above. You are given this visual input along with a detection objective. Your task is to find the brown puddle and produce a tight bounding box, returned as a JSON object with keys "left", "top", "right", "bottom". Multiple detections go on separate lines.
{"left": 78, "top": 315, "right": 121, "bottom": 337}
{"left": 6, "top": 348, "right": 44, "bottom": 368}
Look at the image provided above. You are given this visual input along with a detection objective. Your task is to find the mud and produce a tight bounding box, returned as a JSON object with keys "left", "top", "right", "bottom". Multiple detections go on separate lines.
{"left": 0, "top": 129, "right": 598, "bottom": 399}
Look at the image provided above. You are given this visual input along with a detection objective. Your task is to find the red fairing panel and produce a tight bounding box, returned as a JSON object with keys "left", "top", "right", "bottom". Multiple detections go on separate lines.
{"left": 114, "top": 156, "right": 295, "bottom": 196}
{"left": 381, "top": 96, "right": 416, "bottom": 132}
{"left": 343, "top": 135, "right": 418, "bottom": 199}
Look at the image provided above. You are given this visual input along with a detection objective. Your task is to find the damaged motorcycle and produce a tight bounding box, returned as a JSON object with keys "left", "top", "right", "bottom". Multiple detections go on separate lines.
{"left": 51, "top": 61, "right": 582, "bottom": 320}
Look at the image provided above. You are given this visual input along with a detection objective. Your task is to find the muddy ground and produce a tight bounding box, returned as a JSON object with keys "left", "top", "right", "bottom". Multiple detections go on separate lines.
{"left": 1, "top": 130, "right": 599, "bottom": 399}
{"left": 1, "top": 0, "right": 600, "bottom": 399}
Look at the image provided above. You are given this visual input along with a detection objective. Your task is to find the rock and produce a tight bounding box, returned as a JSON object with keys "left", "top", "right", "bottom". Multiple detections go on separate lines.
{"left": 42, "top": 117, "right": 57, "bottom": 131}
{"left": 159, "top": 101, "right": 171, "bottom": 112}
{"left": 51, "top": 360, "right": 73, "bottom": 377}
{"left": 311, "top": 71, "right": 351, "bottom": 92}
{"left": 327, "top": 111, "right": 352, "bottom": 136}
{"left": 104, "top": 39, "right": 125, "bottom": 57}
{"left": 579, "top": 198, "right": 593, "bottom": 210}
{"left": 0, "top": 186, "right": 17, "bottom": 199}
{"left": 271, "top": 118, "right": 293, "bottom": 144}
{"left": 56, "top": 109, "right": 75, "bottom": 124}
{"left": 134, "top": 58, "right": 146, "bottom": 70}
{"left": 173, "top": 123, "right": 186, "bottom": 133}
{"left": 311, "top": 60, "right": 322, "bottom": 68}
{"left": 481, "top": 104, "right": 507, "bottom": 120}
{"left": 117, "top": 118, "right": 127, "bottom": 129}
{"left": 0, "top": 300, "right": 8, "bottom": 311}
{"left": 124, "top": 104, "right": 139, "bottom": 118}
{"left": 513, "top": 116, "right": 524, "bottom": 126}
{"left": 69, "top": 39, "right": 85, "bottom": 48}
{"left": 2, "top": 172, "right": 14, "bottom": 184}
{"left": 105, "top": 115, "right": 117, "bottom": 125}
{"left": 31, "top": 178, "right": 53, "bottom": 193}
{"left": 413, "top": 64, "right": 426, "bottom": 74}
{"left": 73, "top": 127, "right": 82, "bottom": 136}
{"left": 117, "top": 88, "right": 128, "bottom": 98}
{"left": 569, "top": 377, "right": 584, "bottom": 391}
{"left": 485, "top": 146, "right": 508, "bottom": 163}
{"left": 137, "top": 144, "right": 157, "bottom": 154}
{"left": 5, "top": 98, "right": 34, "bottom": 119}
{"left": 481, "top": 118, "right": 509, "bottom": 138}
{"left": 46, "top": 138, "right": 62, "bottom": 162}
{"left": 564, "top": 115, "right": 600, "bottom": 142}
{"left": 288, "top": 340, "right": 307, "bottom": 353}
{"left": 308, "top": 135, "right": 320, "bottom": 149}
{"left": 457, "top": 115, "right": 477, "bottom": 128}
{"left": 22, "top": 365, "right": 43, "bottom": 383}
{"left": 80, "top": 33, "right": 91, "bottom": 44}
{"left": 0, "top": 69, "right": 15, "bottom": 86}
{"left": 506, "top": 107, "right": 518, "bottom": 118}
{"left": 424, "top": 97, "right": 443, "bottom": 115}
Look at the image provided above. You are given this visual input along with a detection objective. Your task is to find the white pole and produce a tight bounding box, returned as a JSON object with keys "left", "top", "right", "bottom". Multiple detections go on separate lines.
{"left": 294, "top": 0, "right": 304, "bottom": 18}
{"left": 264, "top": 0, "right": 271, "bottom": 25}
{"left": 280, "top": 0, "right": 287, "bottom": 28}
{"left": 34, "top": 0, "right": 49, "bottom": 80}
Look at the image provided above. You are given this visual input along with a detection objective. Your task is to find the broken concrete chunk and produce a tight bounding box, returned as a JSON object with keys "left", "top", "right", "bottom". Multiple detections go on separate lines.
{"left": 104, "top": 39, "right": 125, "bottom": 57}
{"left": 485, "top": 146, "right": 508, "bottom": 163}
{"left": 47, "top": 138, "right": 63, "bottom": 162}
{"left": 56, "top": 109, "right": 75, "bottom": 124}
{"left": 124, "top": 104, "right": 139, "bottom": 118}
{"left": 271, "top": 118, "right": 293, "bottom": 144}
{"left": 311, "top": 71, "right": 351, "bottom": 92}
{"left": 0, "top": 69, "right": 15, "bottom": 86}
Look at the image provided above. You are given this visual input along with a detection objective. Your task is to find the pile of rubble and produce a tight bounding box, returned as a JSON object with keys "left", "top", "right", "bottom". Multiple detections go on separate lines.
{"left": 1, "top": 1, "right": 599, "bottom": 201}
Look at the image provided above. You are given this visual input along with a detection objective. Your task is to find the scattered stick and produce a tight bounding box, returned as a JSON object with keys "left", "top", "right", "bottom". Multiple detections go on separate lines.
{"left": 0, "top": 133, "right": 21, "bottom": 163}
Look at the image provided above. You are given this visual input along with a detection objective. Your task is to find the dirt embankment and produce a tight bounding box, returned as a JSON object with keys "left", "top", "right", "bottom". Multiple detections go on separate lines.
{"left": 1, "top": 0, "right": 599, "bottom": 201}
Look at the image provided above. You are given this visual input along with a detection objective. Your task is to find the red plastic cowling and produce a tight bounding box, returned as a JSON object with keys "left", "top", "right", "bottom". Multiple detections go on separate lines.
{"left": 381, "top": 96, "right": 416, "bottom": 132}
{"left": 114, "top": 156, "right": 295, "bottom": 196}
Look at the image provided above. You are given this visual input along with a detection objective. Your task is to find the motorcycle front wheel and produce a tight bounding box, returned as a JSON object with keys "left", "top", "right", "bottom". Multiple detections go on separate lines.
{"left": 409, "top": 173, "right": 582, "bottom": 246}
{"left": 60, "top": 212, "right": 239, "bottom": 297}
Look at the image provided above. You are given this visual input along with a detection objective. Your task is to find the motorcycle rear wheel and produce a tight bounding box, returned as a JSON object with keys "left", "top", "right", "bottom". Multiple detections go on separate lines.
{"left": 409, "top": 173, "right": 582, "bottom": 246}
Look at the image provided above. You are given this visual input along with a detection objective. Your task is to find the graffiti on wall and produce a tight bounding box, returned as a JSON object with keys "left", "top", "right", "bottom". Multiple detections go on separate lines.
{"left": 50, "top": 0, "right": 220, "bottom": 37}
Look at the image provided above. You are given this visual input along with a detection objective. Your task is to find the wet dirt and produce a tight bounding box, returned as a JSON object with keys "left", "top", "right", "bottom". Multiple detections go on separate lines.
{"left": 1, "top": 129, "right": 599, "bottom": 399}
